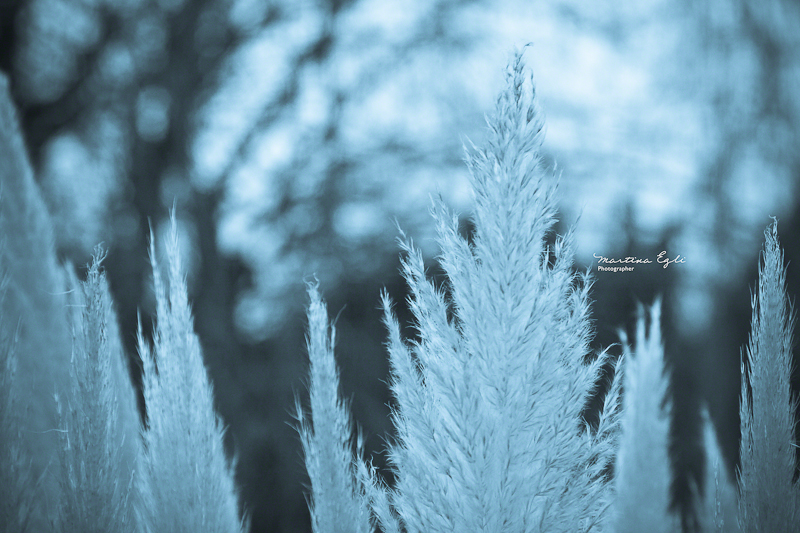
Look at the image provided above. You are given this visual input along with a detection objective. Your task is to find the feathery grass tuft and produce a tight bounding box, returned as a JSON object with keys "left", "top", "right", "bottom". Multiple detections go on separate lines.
{"left": 295, "top": 283, "right": 372, "bottom": 533}
{"left": 0, "top": 269, "right": 37, "bottom": 533}
{"left": 298, "top": 49, "right": 621, "bottom": 533}
{"left": 137, "top": 214, "right": 246, "bottom": 533}
{"left": 697, "top": 407, "right": 739, "bottom": 533}
{"left": 0, "top": 73, "right": 73, "bottom": 530}
{"left": 368, "top": 49, "right": 620, "bottom": 533}
{"left": 610, "top": 301, "right": 679, "bottom": 533}
{"left": 738, "top": 219, "right": 799, "bottom": 531}
{"left": 53, "top": 250, "right": 140, "bottom": 532}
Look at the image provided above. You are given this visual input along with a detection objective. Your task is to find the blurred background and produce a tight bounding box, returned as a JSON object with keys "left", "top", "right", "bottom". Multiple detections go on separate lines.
{"left": 1, "top": 0, "right": 799, "bottom": 530}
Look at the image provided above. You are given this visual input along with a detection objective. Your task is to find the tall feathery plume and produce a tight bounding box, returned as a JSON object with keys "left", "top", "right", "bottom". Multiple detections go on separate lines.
{"left": 366, "top": 49, "right": 621, "bottom": 533}
{"left": 738, "top": 220, "right": 799, "bottom": 531}
{"left": 610, "top": 301, "right": 679, "bottom": 533}
{"left": 696, "top": 407, "right": 739, "bottom": 533}
{"left": 0, "top": 261, "right": 34, "bottom": 533}
{"left": 53, "top": 250, "right": 141, "bottom": 532}
{"left": 138, "top": 215, "right": 247, "bottom": 533}
{"left": 295, "top": 283, "right": 372, "bottom": 533}
{"left": 0, "top": 73, "right": 73, "bottom": 530}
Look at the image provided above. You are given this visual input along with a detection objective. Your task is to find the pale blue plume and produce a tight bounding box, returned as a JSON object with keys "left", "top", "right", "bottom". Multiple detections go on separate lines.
{"left": 0, "top": 73, "right": 74, "bottom": 530}
{"left": 295, "top": 283, "right": 372, "bottom": 533}
{"left": 738, "top": 220, "right": 799, "bottom": 531}
{"left": 53, "top": 251, "right": 141, "bottom": 532}
{"left": 370, "top": 49, "right": 620, "bottom": 533}
{"left": 697, "top": 407, "right": 739, "bottom": 533}
{"left": 137, "top": 214, "right": 247, "bottom": 533}
{"left": 609, "top": 301, "right": 679, "bottom": 533}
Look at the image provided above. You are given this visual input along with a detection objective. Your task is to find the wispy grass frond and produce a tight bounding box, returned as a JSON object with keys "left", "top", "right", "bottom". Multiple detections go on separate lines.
{"left": 54, "top": 250, "right": 140, "bottom": 532}
{"left": 0, "top": 73, "right": 73, "bottom": 530}
{"left": 595, "top": 350, "right": 625, "bottom": 471}
{"left": 358, "top": 455, "right": 401, "bottom": 533}
{"left": 611, "top": 301, "right": 679, "bottom": 533}
{"left": 697, "top": 408, "right": 739, "bottom": 533}
{"left": 138, "top": 215, "right": 246, "bottom": 533}
{"left": 0, "top": 270, "right": 37, "bottom": 533}
{"left": 370, "top": 49, "right": 619, "bottom": 533}
{"left": 738, "top": 220, "right": 799, "bottom": 531}
{"left": 295, "top": 283, "right": 372, "bottom": 533}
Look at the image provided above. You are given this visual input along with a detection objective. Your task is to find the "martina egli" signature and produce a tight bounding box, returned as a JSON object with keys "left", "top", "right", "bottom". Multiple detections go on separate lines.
{"left": 592, "top": 251, "right": 686, "bottom": 269}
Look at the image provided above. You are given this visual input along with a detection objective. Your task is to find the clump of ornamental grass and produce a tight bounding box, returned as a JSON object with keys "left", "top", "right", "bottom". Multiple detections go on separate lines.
{"left": 294, "top": 284, "right": 372, "bottom": 533}
{"left": 737, "top": 220, "right": 800, "bottom": 531}
{"left": 0, "top": 73, "right": 74, "bottom": 531}
{"left": 137, "top": 216, "right": 247, "bottom": 533}
{"left": 53, "top": 250, "right": 141, "bottom": 533}
{"left": 299, "top": 49, "right": 623, "bottom": 533}
{"left": 0, "top": 270, "right": 37, "bottom": 533}
{"left": 610, "top": 302, "right": 680, "bottom": 533}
